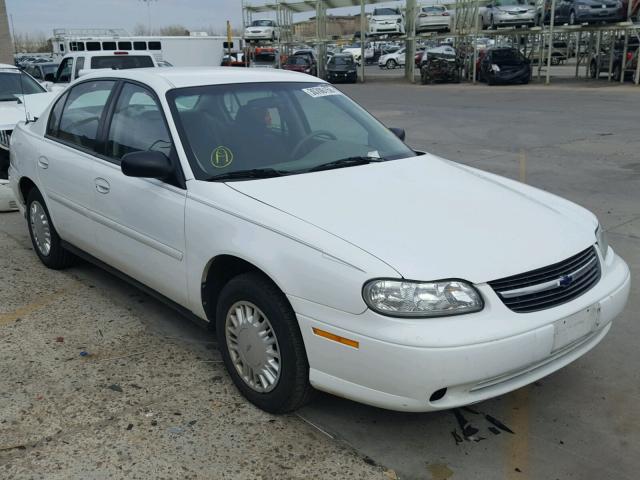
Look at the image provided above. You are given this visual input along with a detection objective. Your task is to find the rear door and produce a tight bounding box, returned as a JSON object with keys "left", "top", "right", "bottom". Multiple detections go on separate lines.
{"left": 90, "top": 81, "right": 188, "bottom": 305}
{"left": 40, "top": 80, "right": 116, "bottom": 254}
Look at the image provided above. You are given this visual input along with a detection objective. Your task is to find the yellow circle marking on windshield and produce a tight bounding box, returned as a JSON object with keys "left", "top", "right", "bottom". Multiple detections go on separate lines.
{"left": 211, "top": 146, "right": 234, "bottom": 168}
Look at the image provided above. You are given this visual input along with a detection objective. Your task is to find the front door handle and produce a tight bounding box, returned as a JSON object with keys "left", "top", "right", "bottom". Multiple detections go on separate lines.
{"left": 94, "top": 177, "right": 110, "bottom": 194}
{"left": 37, "top": 156, "right": 49, "bottom": 169}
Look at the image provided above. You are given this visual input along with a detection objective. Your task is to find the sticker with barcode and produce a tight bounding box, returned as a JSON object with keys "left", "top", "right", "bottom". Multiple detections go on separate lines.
{"left": 302, "top": 85, "right": 342, "bottom": 98}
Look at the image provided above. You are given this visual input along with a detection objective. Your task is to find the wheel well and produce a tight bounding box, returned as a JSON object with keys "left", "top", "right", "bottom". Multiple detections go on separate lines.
{"left": 19, "top": 177, "right": 37, "bottom": 205}
{"left": 201, "top": 255, "right": 272, "bottom": 325}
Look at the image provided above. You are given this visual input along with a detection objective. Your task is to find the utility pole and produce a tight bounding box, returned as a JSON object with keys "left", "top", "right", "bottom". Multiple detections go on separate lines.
{"left": 140, "top": 0, "right": 157, "bottom": 35}
{"left": 0, "top": 0, "right": 13, "bottom": 63}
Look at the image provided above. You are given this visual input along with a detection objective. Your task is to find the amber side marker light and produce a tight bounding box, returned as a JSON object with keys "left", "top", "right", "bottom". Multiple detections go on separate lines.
{"left": 312, "top": 327, "right": 359, "bottom": 349}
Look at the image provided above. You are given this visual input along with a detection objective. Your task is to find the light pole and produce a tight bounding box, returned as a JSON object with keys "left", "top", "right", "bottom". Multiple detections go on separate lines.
{"left": 140, "top": 0, "right": 157, "bottom": 34}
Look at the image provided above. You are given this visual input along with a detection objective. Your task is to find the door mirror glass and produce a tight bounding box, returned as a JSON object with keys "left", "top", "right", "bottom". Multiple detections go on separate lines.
{"left": 389, "top": 127, "right": 406, "bottom": 141}
{"left": 121, "top": 151, "right": 173, "bottom": 179}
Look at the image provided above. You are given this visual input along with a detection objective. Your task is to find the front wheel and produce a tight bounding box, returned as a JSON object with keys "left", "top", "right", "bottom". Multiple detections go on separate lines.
{"left": 216, "top": 272, "right": 314, "bottom": 413}
{"left": 386, "top": 59, "right": 397, "bottom": 69}
{"left": 26, "top": 188, "right": 76, "bottom": 269}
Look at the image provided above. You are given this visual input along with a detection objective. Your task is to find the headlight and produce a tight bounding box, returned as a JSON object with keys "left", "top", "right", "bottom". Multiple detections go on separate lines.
{"left": 362, "top": 279, "right": 483, "bottom": 317}
{"left": 577, "top": 4, "right": 589, "bottom": 9}
{"left": 596, "top": 224, "right": 609, "bottom": 259}
{"left": 491, "top": 63, "right": 500, "bottom": 72}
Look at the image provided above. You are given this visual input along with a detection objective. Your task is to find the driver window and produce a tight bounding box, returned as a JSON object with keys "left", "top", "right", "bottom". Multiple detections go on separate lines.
{"left": 56, "top": 58, "right": 73, "bottom": 83}
{"left": 106, "top": 82, "right": 172, "bottom": 163}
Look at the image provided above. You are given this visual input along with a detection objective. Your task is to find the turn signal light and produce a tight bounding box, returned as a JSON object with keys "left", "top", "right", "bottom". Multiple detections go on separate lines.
{"left": 312, "top": 328, "right": 359, "bottom": 349}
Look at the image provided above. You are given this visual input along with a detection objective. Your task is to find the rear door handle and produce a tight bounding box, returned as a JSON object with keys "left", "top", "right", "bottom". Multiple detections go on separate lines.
{"left": 94, "top": 177, "right": 110, "bottom": 194}
{"left": 37, "top": 156, "right": 49, "bottom": 169}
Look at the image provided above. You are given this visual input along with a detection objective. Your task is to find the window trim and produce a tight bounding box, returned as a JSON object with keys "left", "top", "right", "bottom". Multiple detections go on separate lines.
{"left": 44, "top": 78, "right": 118, "bottom": 158}
{"left": 100, "top": 79, "right": 186, "bottom": 189}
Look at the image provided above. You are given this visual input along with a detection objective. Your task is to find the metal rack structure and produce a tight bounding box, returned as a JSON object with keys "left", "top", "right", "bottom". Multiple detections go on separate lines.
{"left": 242, "top": 0, "right": 640, "bottom": 86}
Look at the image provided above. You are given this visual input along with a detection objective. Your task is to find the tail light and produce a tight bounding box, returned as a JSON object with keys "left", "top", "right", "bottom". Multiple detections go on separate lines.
{"left": 627, "top": 52, "right": 633, "bottom": 62}
{"left": 114, "top": 51, "right": 128, "bottom": 55}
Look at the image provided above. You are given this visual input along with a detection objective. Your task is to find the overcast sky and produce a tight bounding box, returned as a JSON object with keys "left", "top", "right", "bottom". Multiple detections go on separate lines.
{"left": 6, "top": 1, "right": 405, "bottom": 37}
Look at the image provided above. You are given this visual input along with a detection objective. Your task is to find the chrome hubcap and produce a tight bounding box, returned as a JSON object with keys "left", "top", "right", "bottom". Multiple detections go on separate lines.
{"left": 29, "top": 201, "right": 51, "bottom": 256}
{"left": 225, "top": 301, "right": 281, "bottom": 393}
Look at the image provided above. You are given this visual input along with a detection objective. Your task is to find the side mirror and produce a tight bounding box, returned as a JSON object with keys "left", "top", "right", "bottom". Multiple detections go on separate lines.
{"left": 121, "top": 151, "right": 173, "bottom": 179}
{"left": 389, "top": 127, "right": 406, "bottom": 141}
{"left": 44, "top": 73, "right": 55, "bottom": 82}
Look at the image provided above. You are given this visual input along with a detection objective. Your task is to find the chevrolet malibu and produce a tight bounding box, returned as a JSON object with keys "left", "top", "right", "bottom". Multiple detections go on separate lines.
{"left": 9, "top": 68, "right": 630, "bottom": 413}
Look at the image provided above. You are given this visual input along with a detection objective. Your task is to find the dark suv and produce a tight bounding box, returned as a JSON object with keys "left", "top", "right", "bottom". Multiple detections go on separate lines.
{"left": 538, "top": 0, "right": 625, "bottom": 25}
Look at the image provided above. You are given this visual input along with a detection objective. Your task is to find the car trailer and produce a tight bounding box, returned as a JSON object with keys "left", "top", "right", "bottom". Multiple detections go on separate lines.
{"left": 242, "top": 0, "right": 640, "bottom": 86}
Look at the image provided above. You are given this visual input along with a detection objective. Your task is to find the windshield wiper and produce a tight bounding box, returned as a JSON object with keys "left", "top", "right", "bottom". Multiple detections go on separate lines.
{"left": 308, "top": 156, "right": 385, "bottom": 173}
{"left": 205, "top": 168, "right": 287, "bottom": 182}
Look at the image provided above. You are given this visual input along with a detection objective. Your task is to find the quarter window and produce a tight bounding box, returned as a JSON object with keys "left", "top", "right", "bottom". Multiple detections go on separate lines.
{"left": 55, "top": 57, "right": 74, "bottom": 83}
{"left": 74, "top": 57, "right": 85, "bottom": 79}
{"left": 46, "top": 92, "right": 69, "bottom": 136}
{"left": 106, "top": 83, "right": 172, "bottom": 162}
{"left": 57, "top": 81, "right": 115, "bottom": 151}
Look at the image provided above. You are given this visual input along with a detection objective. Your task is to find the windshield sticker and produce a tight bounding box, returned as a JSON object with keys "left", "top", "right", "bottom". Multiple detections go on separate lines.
{"left": 211, "top": 146, "right": 234, "bottom": 168}
{"left": 302, "top": 85, "right": 342, "bottom": 98}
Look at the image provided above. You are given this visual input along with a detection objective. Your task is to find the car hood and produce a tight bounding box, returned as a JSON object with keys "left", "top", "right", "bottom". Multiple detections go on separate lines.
{"left": 227, "top": 155, "right": 597, "bottom": 283}
{"left": 496, "top": 5, "right": 533, "bottom": 12}
{"left": 0, "top": 92, "right": 57, "bottom": 130}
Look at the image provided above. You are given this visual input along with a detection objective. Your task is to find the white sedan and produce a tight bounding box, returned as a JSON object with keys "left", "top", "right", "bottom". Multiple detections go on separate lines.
{"left": 378, "top": 47, "right": 406, "bottom": 69}
{"left": 9, "top": 68, "right": 630, "bottom": 413}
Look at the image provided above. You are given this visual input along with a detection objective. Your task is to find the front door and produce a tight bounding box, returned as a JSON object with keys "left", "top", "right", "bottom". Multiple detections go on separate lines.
{"left": 90, "top": 81, "right": 188, "bottom": 305}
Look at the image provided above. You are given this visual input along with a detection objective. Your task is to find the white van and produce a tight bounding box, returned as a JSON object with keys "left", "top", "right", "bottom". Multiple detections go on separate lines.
{"left": 45, "top": 51, "right": 158, "bottom": 88}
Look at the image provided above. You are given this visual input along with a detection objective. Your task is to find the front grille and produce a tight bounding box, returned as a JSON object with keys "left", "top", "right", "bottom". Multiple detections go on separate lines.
{"left": 489, "top": 246, "right": 601, "bottom": 313}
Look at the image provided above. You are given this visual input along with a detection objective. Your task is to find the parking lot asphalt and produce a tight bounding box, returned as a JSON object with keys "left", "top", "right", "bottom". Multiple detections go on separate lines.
{"left": 1, "top": 81, "right": 639, "bottom": 480}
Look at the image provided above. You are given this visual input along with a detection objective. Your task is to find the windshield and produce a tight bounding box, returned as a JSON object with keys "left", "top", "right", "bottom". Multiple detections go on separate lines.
{"left": 252, "top": 20, "right": 275, "bottom": 27}
{"left": 495, "top": 0, "right": 529, "bottom": 6}
{"left": 330, "top": 56, "right": 355, "bottom": 66}
{"left": 286, "top": 56, "right": 309, "bottom": 65}
{"left": 0, "top": 71, "right": 45, "bottom": 100}
{"left": 168, "top": 82, "right": 414, "bottom": 180}
{"left": 373, "top": 8, "right": 400, "bottom": 15}
{"left": 90, "top": 55, "right": 154, "bottom": 69}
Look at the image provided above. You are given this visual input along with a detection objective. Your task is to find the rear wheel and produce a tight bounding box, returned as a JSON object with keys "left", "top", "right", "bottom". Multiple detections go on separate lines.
{"left": 386, "top": 58, "right": 398, "bottom": 69}
{"left": 26, "top": 188, "right": 76, "bottom": 269}
{"left": 216, "top": 272, "right": 314, "bottom": 413}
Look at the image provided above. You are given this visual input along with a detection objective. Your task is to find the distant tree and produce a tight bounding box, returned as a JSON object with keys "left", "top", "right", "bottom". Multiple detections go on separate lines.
{"left": 158, "top": 24, "right": 189, "bottom": 36}
{"left": 13, "top": 31, "right": 49, "bottom": 53}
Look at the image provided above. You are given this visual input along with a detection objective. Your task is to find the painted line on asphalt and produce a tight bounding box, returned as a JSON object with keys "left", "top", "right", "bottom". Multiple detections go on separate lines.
{"left": 0, "top": 289, "right": 68, "bottom": 327}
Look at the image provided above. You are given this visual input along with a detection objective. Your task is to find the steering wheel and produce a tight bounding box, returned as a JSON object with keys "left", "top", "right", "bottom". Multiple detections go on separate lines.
{"left": 291, "top": 130, "right": 337, "bottom": 159}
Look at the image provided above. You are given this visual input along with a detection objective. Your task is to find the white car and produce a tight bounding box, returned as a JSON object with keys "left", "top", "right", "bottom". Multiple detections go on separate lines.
{"left": 378, "top": 47, "right": 406, "bottom": 69}
{"left": 369, "top": 7, "right": 405, "bottom": 36}
{"left": 416, "top": 5, "right": 452, "bottom": 32}
{"left": 341, "top": 43, "right": 374, "bottom": 65}
{"left": 482, "top": 0, "right": 537, "bottom": 29}
{"left": 0, "top": 64, "right": 57, "bottom": 211}
{"left": 9, "top": 68, "right": 630, "bottom": 413}
{"left": 244, "top": 19, "right": 280, "bottom": 42}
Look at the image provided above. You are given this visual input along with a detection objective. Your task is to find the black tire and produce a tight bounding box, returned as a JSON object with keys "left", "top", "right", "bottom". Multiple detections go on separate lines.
{"left": 26, "top": 188, "right": 76, "bottom": 269}
{"left": 216, "top": 272, "right": 314, "bottom": 413}
{"left": 590, "top": 60, "right": 598, "bottom": 79}
{"left": 386, "top": 59, "right": 397, "bottom": 69}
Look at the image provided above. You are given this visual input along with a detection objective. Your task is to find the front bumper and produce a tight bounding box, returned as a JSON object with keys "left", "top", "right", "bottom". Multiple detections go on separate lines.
{"left": 291, "top": 250, "right": 630, "bottom": 412}
{"left": 327, "top": 71, "right": 357, "bottom": 83}
{"left": 575, "top": 9, "right": 624, "bottom": 23}
{"left": 370, "top": 23, "right": 404, "bottom": 34}
{"left": 495, "top": 12, "right": 536, "bottom": 25}
{"left": 244, "top": 31, "right": 274, "bottom": 40}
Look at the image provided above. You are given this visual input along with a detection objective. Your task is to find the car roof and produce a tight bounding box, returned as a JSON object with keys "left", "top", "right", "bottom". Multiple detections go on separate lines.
{"left": 78, "top": 67, "right": 326, "bottom": 91}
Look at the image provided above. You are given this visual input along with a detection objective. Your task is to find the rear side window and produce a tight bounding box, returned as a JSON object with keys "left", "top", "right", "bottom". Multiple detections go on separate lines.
{"left": 133, "top": 41, "right": 147, "bottom": 50}
{"left": 102, "top": 41, "right": 117, "bottom": 51}
{"left": 46, "top": 92, "right": 69, "bottom": 136}
{"left": 106, "top": 82, "right": 172, "bottom": 162}
{"left": 57, "top": 81, "right": 115, "bottom": 151}
{"left": 74, "top": 57, "right": 85, "bottom": 79}
{"left": 90, "top": 55, "right": 154, "bottom": 69}
{"left": 118, "top": 41, "right": 132, "bottom": 50}
{"left": 86, "top": 42, "right": 101, "bottom": 51}
{"left": 70, "top": 41, "right": 85, "bottom": 51}
{"left": 148, "top": 41, "right": 161, "bottom": 50}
